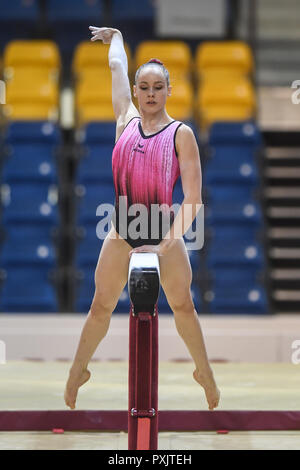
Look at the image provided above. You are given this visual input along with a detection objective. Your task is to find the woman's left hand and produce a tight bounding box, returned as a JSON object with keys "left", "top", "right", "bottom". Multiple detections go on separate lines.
{"left": 129, "top": 244, "right": 167, "bottom": 259}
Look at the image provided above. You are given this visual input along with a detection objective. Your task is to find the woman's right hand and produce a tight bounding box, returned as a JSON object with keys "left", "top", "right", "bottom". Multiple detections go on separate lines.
{"left": 89, "top": 26, "right": 122, "bottom": 44}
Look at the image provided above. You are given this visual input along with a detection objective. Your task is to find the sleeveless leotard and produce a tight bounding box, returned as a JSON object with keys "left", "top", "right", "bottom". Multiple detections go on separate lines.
{"left": 111, "top": 116, "right": 183, "bottom": 248}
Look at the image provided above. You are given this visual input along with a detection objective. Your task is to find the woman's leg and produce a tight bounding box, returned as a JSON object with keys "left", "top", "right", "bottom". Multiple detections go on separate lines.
{"left": 64, "top": 226, "right": 131, "bottom": 409}
{"left": 159, "top": 238, "right": 220, "bottom": 410}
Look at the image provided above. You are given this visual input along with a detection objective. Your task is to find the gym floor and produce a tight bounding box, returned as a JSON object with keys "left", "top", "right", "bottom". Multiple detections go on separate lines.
{"left": 0, "top": 361, "right": 299, "bottom": 450}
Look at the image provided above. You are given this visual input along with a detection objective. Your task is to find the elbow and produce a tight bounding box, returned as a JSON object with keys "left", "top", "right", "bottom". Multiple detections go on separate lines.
{"left": 109, "top": 57, "right": 123, "bottom": 71}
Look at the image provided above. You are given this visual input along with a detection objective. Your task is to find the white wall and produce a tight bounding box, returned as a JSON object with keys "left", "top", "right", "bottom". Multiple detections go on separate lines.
{"left": 0, "top": 314, "right": 299, "bottom": 363}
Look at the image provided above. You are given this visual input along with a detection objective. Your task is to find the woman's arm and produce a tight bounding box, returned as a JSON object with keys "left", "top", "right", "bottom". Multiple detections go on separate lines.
{"left": 89, "top": 26, "right": 139, "bottom": 140}
{"left": 159, "top": 125, "right": 203, "bottom": 253}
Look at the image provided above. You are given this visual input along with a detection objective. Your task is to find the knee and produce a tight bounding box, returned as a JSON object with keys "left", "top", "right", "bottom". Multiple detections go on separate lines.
{"left": 168, "top": 290, "right": 195, "bottom": 315}
{"left": 89, "top": 288, "right": 116, "bottom": 320}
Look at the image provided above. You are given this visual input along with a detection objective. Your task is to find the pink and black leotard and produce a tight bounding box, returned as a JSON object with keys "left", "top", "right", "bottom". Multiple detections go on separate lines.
{"left": 111, "top": 116, "right": 183, "bottom": 248}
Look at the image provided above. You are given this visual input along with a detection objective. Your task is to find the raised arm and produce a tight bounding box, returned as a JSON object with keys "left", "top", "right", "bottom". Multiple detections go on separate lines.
{"left": 89, "top": 26, "right": 139, "bottom": 140}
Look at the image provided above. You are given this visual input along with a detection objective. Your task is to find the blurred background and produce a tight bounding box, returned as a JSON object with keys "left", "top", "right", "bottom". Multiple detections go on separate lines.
{"left": 0, "top": 0, "right": 299, "bottom": 322}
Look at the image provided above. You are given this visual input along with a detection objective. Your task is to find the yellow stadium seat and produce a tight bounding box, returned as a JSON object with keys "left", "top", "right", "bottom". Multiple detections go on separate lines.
{"left": 4, "top": 67, "right": 59, "bottom": 84}
{"left": 197, "top": 77, "right": 256, "bottom": 128}
{"left": 73, "top": 40, "right": 132, "bottom": 77}
{"left": 6, "top": 78, "right": 59, "bottom": 106}
{"left": 200, "top": 105, "right": 254, "bottom": 129}
{"left": 195, "top": 41, "right": 253, "bottom": 78}
{"left": 74, "top": 67, "right": 112, "bottom": 85}
{"left": 4, "top": 40, "right": 61, "bottom": 71}
{"left": 75, "top": 76, "right": 114, "bottom": 123}
{"left": 167, "top": 81, "right": 193, "bottom": 120}
{"left": 3, "top": 104, "right": 58, "bottom": 121}
{"left": 77, "top": 105, "right": 115, "bottom": 124}
{"left": 198, "top": 77, "right": 255, "bottom": 109}
{"left": 135, "top": 41, "right": 192, "bottom": 74}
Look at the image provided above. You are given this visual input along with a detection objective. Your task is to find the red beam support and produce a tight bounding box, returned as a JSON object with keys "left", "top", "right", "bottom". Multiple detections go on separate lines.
{"left": 128, "top": 305, "right": 158, "bottom": 450}
{"left": 1, "top": 410, "right": 300, "bottom": 432}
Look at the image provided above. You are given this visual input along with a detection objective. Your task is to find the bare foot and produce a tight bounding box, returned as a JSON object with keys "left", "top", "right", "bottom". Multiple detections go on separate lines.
{"left": 64, "top": 367, "right": 91, "bottom": 410}
{"left": 193, "top": 368, "right": 220, "bottom": 411}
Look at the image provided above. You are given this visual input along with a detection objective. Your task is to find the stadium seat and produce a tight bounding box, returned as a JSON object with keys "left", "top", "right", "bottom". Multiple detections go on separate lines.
{"left": 75, "top": 143, "right": 114, "bottom": 185}
{"left": 208, "top": 266, "right": 262, "bottom": 287}
{"left": 1, "top": 183, "right": 59, "bottom": 226}
{"left": 195, "top": 41, "right": 254, "bottom": 79}
{"left": 0, "top": 237, "right": 56, "bottom": 268}
{"left": 76, "top": 121, "right": 116, "bottom": 144}
{"left": 74, "top": 268, "right": 130, "bottom": 313}
{"left": 204, "top": 155, "right": 258, "bottom": 186}
{"left": 2, "top": 151, "right": 56, "bottom": 184}
{"left": 204, "top": 183, "right": 258, "bottom": 204}
{"left": 197, "top": 77, "right": 256, "bottom": 128}
{"left": 205, "top": 200, "right": 262, "bottom": 226}
{"left": 6, "top": 77, "right": 58, "bottom": 106}
{"left": 135, "top": 40, "right": 192, "bottom": 76}
{"left": 4, "top": 120, "right": 60, "bottom": 143}
{"left": 0, "top": 266, "right": 58, "bottom": 313}
{"left": 166, "top": 80, "right": 193, "bottom": 120}
{"left": 75, "top": 229, "right": 103, "bottom": 268}
{"left": 206, "top": 285, "right": 268, "bottom": 314}
{"left": 4, "top": 40, "right": 61, "bottom": 72}
{"left": 76, "top": 183, "right": 115, "bottom": 226}
{"left": 47, "top": 0, "right": 103, "bottom": 22}
{"left": 73, "top": 41, "right": 132, "bottom": 78}
{"left": 75, "top": 75, "right": 115, "bottom": 123}
{"left": 2, "top": 105, "right": 58, "bottom": 121}
{"left": 208, "top": 121, "right": 261, "bottom": 145}
{"left": 112, "top": 0, "right": 154, "bottom": 21}
{"left": 206, "top": 240, "right": 264, "bottom": 270}
{"left": 0, "top": 0, "right": 39, "bottom": 21}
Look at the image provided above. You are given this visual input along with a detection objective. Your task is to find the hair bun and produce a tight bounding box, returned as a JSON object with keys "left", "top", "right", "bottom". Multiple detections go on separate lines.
{"left": 147, "top": 58, "right": 164, "bottom": 65}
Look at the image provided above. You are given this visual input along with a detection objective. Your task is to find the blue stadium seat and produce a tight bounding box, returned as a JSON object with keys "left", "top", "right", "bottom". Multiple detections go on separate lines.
{"left": 76, "top": 144, "right": 114, "bottom": 185}
{"left": 5, "top": 121, "right": 60, "bottom": 144}
{"left": 208, "top": 225, "right": 260, "bottom": 245}
{"left": 0, "top": 266, "right": 58, "bottom": 313}
{"left": 207, "top": 285, "right": 268, "bottom": 314}
{"left": 2, "top": 150, "right": 56, "bottom": 184}
{"left": 158, "top": 282, "right": 202, "bottom": 313}
{"left": 75, "top": 268, "right": 130, "bottom": 313}
{"left": 1, "top": 183, "right": 59, "bottom": 226}
{"left": 187, "top": 249, "right": 201, "bottom": 271}
{"left": 48, "top": 0, "right": 103, "bottom": 22}
{"left": 209, "top": 121, "right": 261, "bottom": 146}
{"left": 205, "top": 201, "right": 262, "bottom": 227}
{"left": 0, "top": 0, "right": 39, "bottom": 20}
{"left": 204, "top": 157, "right": 258, "bottom": 186}
{"left": 76, "top": 183, "right": 115, "bottom": 226}
{"left": 75, "top": 229, "right": 103, "bottom": 268}
{"left": 206, "top": 240, "right": 264, "bottom": 270}
{"left": 205, "top": 183, "right": 257, "bottom": 204}
{"left": 157, "top": 287, "right": 172, "bottom": 313}
{"left": 208, "top": 266, "right": 262, "bottom": 288}
{"left": 172, "top": 177, "right": 184, "bottom": 205}
{"left": 0, "top": 237, "right": 56, "bottom": 268}
{"left": 112, "top": 0, "right": 154, "bottom": 21}
{"left": 78, "top": 122, "right": 116, "bottom": 144}
{"left": 191, "top": 283, "right": 203, "bottom": 312}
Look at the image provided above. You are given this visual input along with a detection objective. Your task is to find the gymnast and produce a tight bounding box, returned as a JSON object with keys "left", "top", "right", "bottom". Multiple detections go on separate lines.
{"left": 64, "top": 26, "right": 220, "bottom": 411}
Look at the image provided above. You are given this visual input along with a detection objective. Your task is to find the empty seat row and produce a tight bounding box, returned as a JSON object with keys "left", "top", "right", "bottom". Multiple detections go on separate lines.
{"left": 1, "top": 39, "right": 256, "bottom": 126}
{"left": 202, "top": 121, "right": 268, "bottom": 314}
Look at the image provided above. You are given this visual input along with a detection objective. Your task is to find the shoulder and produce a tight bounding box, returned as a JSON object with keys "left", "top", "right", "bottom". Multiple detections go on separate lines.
{"left": 174, "top": 123, "right": 198, "bottom": 155}
{"left": 115, "top": 115, "right": 140, "bottom": 142}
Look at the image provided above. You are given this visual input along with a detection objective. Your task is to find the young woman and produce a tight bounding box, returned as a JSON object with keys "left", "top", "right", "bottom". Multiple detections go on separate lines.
{"left": 64, "top": 26, "right": 220, "bottom": 411}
